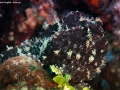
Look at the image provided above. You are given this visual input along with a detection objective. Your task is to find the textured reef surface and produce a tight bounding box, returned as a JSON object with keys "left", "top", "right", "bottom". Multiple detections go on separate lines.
{"left": 0, "top": 11, "right": 107, "bottom": 89}
{"left": 0, "top": 55, "right": 57, "bottom": 89}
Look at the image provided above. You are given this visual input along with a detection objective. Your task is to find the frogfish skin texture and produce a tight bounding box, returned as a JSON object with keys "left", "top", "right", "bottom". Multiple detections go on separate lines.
{"left": 0, "top": 11, "right": 108, "bottom": 84}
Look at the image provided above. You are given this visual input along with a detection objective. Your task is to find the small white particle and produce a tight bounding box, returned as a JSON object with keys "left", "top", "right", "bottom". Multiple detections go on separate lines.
{"left": 89, "top": 56, "right": 94, "bottom": 63}
{"left": 77, "top": 68, "right": 80, "bottom": 71}
{"left": 79, "top": 17, "right": 85, "bottom": 21}
{"left": 54, "top": 50, "right": 60, "bottom": 55}
{"left": 14, "top": 73, "right": 18, "bottom": 79}
{"left": 76, "top": 53, "right": 81, "bottom": 60}
{"left": 87, "top": 28, "right": 91, "bottom": 33}
{"left": 71, "top": 66, "right": 74, "bottom": 68}
{"left": 92, "top": 49, "right": 96, "bottom": 55}
{"left": 86, "top": 40, "right": 90, "bottom": 48}
{"left": 59, "top": 67, "right": 64, "bottom": 72}
{"left": 42, "top": 22, "right": 49, "bottom": 30}
{"left": 38, "top": 60, "right": 41, "bottom": 63}
{"left": 17, "top": 48, "right": 22, "bottom": 54}
{"left": 92, "top": 42, "right": 95, "bottom": 45}
{"left": 86, "top": 17, "right": 91, "bottom": 22}
{"left": 66, "top": 25, "right": 70, "bottom": 31}
{"left": 68, "top": 41, "right": 71, "bottom": 44}
{"left": 53, "top": 35, "right": 57, "bottom": 39}
{"left": 0, "top": 14, "right": 2, "bottom": 17}
{"left": 86, "top": 33, "right": 92, "bottom": 48}
{"left": 57, "top": 21, "right": 63, "bottom": 31}
{"left": 25, "top": 46, "right": 30, "bottom": 51}
{"left": 96, "top": 67, "right": 101, "bottom": 73}
{"left": 95, "top": 17, "right": 102, "bottom": 22}
{"left": 67, "top": 50, "right": 73, "bottom": 59}
{"left": 105, "top": 41, "right": 108, "bottom": 45}
{"left": 101, "top": 50, "right": 104, "bottom": 53}
{"left": 73, "top": 44, "right": 77, "bottom": 48}
{"left": 94, "top": 62, "right": 97, "bottom": 66}
{"left": 72, "top": 27, "right": 75, "bottom": 29}
{"left": 101, "top": 59, "right": 105, "bottom": 66}
{"left": 81, "top": 27, "right": 84, "bottom": 29}
{"left": 87, "top": 33, "right": 92, "bottom": 38}
{"left": 62, "top": 64, "right": 65, "bottom": 68}
{"left": 27, "top": 53, "right": 31, "bottom": 55}
{"left": 23, "top": 39, "right": 29, "bottom": 45}
{"left": 87, "top": 71, "right": 90, "bottom": 79}
{"left": 0, "top": 54, "right": 4, "bottom": 57}
{"left": 42, "top": 56, "right": 47, "bottom": 60}
{"left": 55, "top": 32, "right": 60, "bottom": 36}
{"left": 6, "top": 46, "right": 13, "bottom": 51}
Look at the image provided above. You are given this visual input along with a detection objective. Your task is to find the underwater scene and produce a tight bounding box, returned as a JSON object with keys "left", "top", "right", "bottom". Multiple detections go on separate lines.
{"left": 0, "top": 0, "right": 120, "bottom": 90}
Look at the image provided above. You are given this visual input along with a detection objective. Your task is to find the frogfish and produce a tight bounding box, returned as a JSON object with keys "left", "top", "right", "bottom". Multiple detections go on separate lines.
{"left": 0, "top": 11, "right": 108, "bottom": 84}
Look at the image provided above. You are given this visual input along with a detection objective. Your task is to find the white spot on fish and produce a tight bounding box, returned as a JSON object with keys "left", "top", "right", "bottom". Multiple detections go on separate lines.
{"left": 17, "top": 48, "right": 22, "bottom": 54}
{"left": 24, "top": 46, "right": 30, "bottom": 51}
{"left": 73, "top": 44, "right": 77, "bottom": 48}
{"left": 95, "top": 17, "right": 102, "bottom": 22}
{"left": 66, "top": 25, "right": 70, "bottom": 31}
{"left": 72, "top": 27, "right": 75, "bottom": 29}
{"left": 87, "top": 28, "right": 91, "bottom": 33}
{"left": 92, "top": 42, "right": 95, "bottom": 45}
{"left": 6, "top": 46, "right": 13, "bottom": 51}
{"left": 101, "top": 50, "right": 104, "bottom": 53}
{"left": 67, "top": 50, "right": 73, "bottom": 59}
{"left": 55, "top": 32, "right": 60, "bottom": 36}
{"left": 54, "top": 50, "right": 60, "bottom": 55}
{"left": 94, "top": 62, "right": 97, "bottom": 66}
{"left": 57, "top": 21, "right": 62, "bottom": 31}
{"left": 86, "top": 40, "right": 90, "bottom": 48}
{"left": 42, "top": 22, "right": 49, "bottom": 30}
{"left": 53, "top": 35, "right": 57, "bottom": 39}
{"left": 0, "top": 54, "right": 4, "bottom": 57}
{"left": 76, "top": 53, "right": 81, "bottom": 60}
{"left": 81, "top": 27, "right": 84, "bottom": 29}
{"left": 86, "top": 33, "right": 92, "bottom": 48}
{"left": 79, "top": 16, "right": 85, "bottom": 21}
{"left": 89, "top": 56, "right": 94, "bottom": 63}
{"left": 87, "top": 71, "right": 90, "bottom": 79}
{"left": 96, "top": 67, "right": 101, "bottom": 73}
{"left": 42, "top": 56, "right": 47, "bottom": 60}
{"left": 77, "top": 67, "right": 80, "bottom": 71}
{"left": 92, "top": 49, "right": 96, "bottom": 55}
{"left": 68, "top": 41, "right": 71, "bottom": 44}
{"left": 105, "top": 41, "right": 108, "bottom": 45}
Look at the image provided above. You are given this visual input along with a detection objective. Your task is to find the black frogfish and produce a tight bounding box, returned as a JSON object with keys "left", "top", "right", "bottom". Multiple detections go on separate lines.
{"left": 0, "top": 11, "right": 108, "bottom": 84}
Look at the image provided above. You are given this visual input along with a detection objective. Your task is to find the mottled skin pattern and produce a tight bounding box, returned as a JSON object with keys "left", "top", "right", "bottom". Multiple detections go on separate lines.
{"left": 0, "top": 11, "right": 107, "bottom": 84}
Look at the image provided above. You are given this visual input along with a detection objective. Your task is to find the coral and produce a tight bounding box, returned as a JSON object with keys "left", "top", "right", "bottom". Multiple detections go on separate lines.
{"left": 30, "top": 0, "right": 58, "bottom": 24}
{"left": 0, "top": 54, "right": 57, "bottom": 89}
